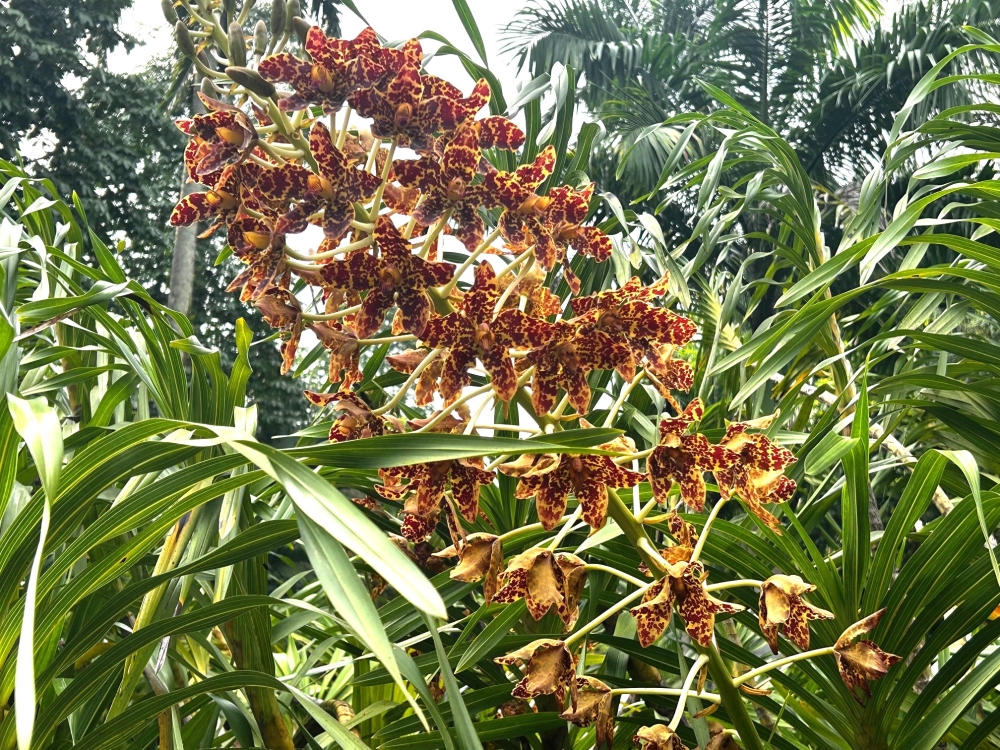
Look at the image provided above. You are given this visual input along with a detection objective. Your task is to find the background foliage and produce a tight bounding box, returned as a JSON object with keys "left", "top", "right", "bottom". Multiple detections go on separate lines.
{"left": 2, "top": 0, "right": 1000, "bottom": 748}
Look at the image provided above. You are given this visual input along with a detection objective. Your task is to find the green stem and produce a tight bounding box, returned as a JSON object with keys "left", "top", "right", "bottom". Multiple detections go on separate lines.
{"left": 605, "top": 488, "right": 765, "bottom": 750}
{"left": 582, "top": 564, "right": 646, "bottom": 587}
{"left": 732, "top": 646, "right": 835, "bottom": 687}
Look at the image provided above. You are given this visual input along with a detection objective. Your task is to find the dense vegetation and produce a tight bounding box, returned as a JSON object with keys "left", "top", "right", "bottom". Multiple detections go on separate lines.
{"left": 1, "top": 1, "right": 999, "bottom": 748}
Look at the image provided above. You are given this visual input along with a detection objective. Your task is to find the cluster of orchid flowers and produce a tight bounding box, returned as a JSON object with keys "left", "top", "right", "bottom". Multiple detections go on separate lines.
{"left": 169, "top": 14, "right": 899, "bottom": 748}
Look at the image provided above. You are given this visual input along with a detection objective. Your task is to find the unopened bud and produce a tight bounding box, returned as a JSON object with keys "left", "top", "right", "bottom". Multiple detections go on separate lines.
{"left": 227, "top": 21, "right": 247, "bottom": 67}
{"left": 197, "top": 50, "right": 217, "bottom": 72}
{"left": 270, "top": 0, "right": 285, "bottom": 36}
{"left": 285, "top": 0, "right": 301, "bottom": 30}
{"left": 291, "top": 16, "right": 310, "bottom": 46}
{"left": 223, "top": 0, "right": 236, "bottom": 24}
{"left": 200, "top": 76, "right": 223, "bottom": 98}
{"left": 226, "top": 66, "right": 277, "bottom": 98}
{"left": 175, "top": 21, "right": 198, "bottom": 61}
{"left": 161, "top": 0, "right": 178, "bottom": 25}
{"left": 253, "top": 20, "right": 268, "bottom": 55}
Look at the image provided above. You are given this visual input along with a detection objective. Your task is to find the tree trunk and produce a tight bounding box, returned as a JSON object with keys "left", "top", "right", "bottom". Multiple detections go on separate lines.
{"left": 167, "top": 78, "right": 204, "bottom": 316}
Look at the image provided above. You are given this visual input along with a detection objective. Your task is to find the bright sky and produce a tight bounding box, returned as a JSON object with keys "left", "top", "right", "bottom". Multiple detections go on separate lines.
{"left": 108, "top": 0, "right": 532, "bottom": 97}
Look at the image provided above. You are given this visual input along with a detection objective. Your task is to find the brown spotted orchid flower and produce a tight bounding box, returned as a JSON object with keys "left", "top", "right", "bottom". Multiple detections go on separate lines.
{"left": 422, "top": 262, "right": 556, "bottom": 403}
{"left": 834, "top": 609, "right": 900, "bottom": 700}
{"left": 275, "top": 122, "right": 381, "bottom": 242}
{"left": 376, "top": 458, "right": 494, "bottom": 541}
{"left": 572, "top": 285, "right": 696, "bottom": 380}
{"left": 560, "top": 676, "right": 613, "bottom": 748}
{"left": 631, "top": 559, "right": 743, "bottom": 647}
{"left": 497, "top": 183, "right": 611, "bottom": 292}
{"left": 570, "top": 275, "right": 672, "bottom": 316}
{"left": 487, "top": 145, "right": 556, "bottom": 241}
{"left": 259, "top": 26, "right": 390, "bottom": 113}
{"left": 647, "top": 400, "right": 739, "bottom": 511}
{"left": 253, "top": 286, "right": 302, "bottom": 374}
{"left": 385, "top": 349, "right": 442, "bottom": 406}
{"left": 499, "top": 448, "right": 643, "bottom": 531}
{"left": 714, "top": 417, "right": 797, "bottom": 532}
{"left": 492, "top": 547, "right": 587, "bottom": 626}
{"left": 759, "top": 574, "right": 834, "bottom": 654}
{"left": 664, "top": 511, "right": 700, "bottom": 550}
{"left": 349, "top": 39, "right": 490, "bottom": 148}
{"left": 176, "top": 94, "right": 257, "bottom": 179}
{"left": 308, "top": 322, "right": 362, "bottom": 388}
{"left": 304, "top": 390, "right": 385, "bottom": 443}
{"left": 634, "top": 725, "right": 689, "bottom": 750}
{"left": 507, "top": 264, "right": 563, "bottom": 319}
{"left": 224, "top": 214, "right": 291, "bottom": 302}
{"left": 521, "top": 321, "right": 633, "bottom": 415}
{"left": 494, "top": 639, "right": 577, "bottom": 705}
{"left": 169, "top": 162, "right": 257, "bottom": 234}
{"left": 318, "top": 216, "right": 454, "bottom": 338}
{"left": 394, "top": 118, "right": 523, "bottom": 250}
{"left": 433, "top": 533, "right": 503, "bottom": 603}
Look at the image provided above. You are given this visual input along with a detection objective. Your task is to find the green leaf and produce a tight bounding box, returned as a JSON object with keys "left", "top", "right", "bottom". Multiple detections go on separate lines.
{"left": 804, "top": 433, "right": 858, "bottom": 476}
{"left": 455, "top": 601, "right": 526, "bottom": 673}
{"left": 16, "top": 280, "right": 130, "bottom": 327}
{"left": 204, "top": 428, "right": 449, "bottom": 619}
{"left": 448, "top": 0, "right": 488, "bottom": 64}
{"left": 939, "top": 449, "right": 1000, "bottom": 586}
{"left": 422, "top": 611, "right": 484, "bottom": 750}
{"left": 298, "top": 514, "right": 430, "bottom": 731}
{"left": 287, "top": 684, "right": 370, "bottom": 750}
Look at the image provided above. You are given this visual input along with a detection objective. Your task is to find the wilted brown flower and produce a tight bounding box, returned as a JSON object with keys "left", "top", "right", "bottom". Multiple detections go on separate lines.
{"left": 493, "top": 548, "right": 587, "bottom": 626}
{"left": 560, "top": 676, "right": 614, "bottom": 748}
{"left": 434, "top": 533, "right": 503, "bottom": 603}
{"left": 633, "top": 724, "right": 689, "bottom": 749}
{"left": 494, "top": 639, "right": 576, "bottom": 705}
{"left": 833, "top": 609, "right": 900, "bottom": 700}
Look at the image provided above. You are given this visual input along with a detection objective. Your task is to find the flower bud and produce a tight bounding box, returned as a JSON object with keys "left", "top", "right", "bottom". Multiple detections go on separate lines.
{"left": 161, "top": 0, "right": 178, "bottom": 25}
{"left": 285, "top": 0, "right": 300, "bottom": 30}
{"left": 269, "top": 0, "right": 285, "bottom": 36}
{"left": 200, "top": 76, "right": 223, "bottom": 98}
{"left": 175, "top": 21, "right": 198, "bottom": 61}
{"left": 226, "top": 66, "right": 277, "bottom": 98}
{"left": 253, "top": 20, "right": 268, "bottom": 55}
{"left": 291, "top": 16, "right": 310, "bottom": 46}
{"left": 227, "top": 21, "right": 247, "bottom": 67}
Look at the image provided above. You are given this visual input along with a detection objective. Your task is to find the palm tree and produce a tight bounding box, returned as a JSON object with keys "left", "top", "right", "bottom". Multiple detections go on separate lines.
{"left": 506, "top": 0, "right": 1000, "bottom": 195}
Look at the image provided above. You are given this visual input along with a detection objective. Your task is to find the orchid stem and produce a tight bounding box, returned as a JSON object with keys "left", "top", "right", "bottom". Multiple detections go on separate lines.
{"left": 670, "top": 654, "right": 710, "bottom": 730}
{"left": 690, "top": 495, "right": 729, "bottom": 563}
{"left": 704, "top": 579, "right": 762, "bottom": 592}
{"left": 612, "top": 687, "right": 722, "bottom": 704}
{"left": 582, "top": 564, "right": 646, "bottom": 587}
{"left": 732, "top": 647, "right": 836, "bottom": 687}
{"left": 373, "top": 348, "right": 442, "bottom": 416}
{"left": 564, "top": 584, "right": 651, "bottom": 648}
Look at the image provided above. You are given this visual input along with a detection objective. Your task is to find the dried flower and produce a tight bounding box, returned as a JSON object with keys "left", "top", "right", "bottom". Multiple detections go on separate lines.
{"left": 493, "top": 548, "right": 587, "bottom": 626}
{"left": 495, "top": 639, "right": 577, "bottom": 704}
{"left": 633, "top": 724, "right": 689, "bottom": 750}
{"left": 833, "top": 609, "right": 900, "bottom": 700}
